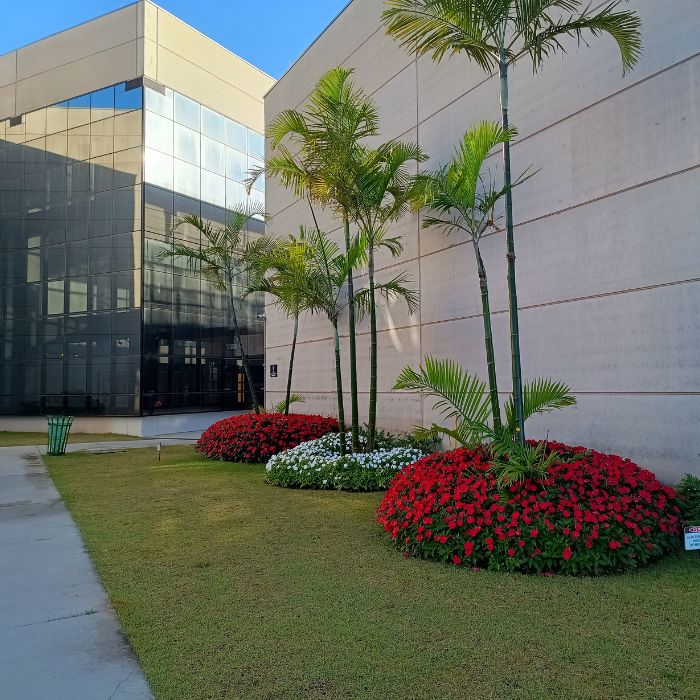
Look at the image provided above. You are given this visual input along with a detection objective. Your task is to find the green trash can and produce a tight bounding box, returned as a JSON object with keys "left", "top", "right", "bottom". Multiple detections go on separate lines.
{"left": 47, "top": 416, "right": 74, "bottom": 456}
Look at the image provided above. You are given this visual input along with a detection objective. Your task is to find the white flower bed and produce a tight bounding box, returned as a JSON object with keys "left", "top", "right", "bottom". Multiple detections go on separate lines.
{"left": 266, "top": 433, "right": 424, "bottom": 491}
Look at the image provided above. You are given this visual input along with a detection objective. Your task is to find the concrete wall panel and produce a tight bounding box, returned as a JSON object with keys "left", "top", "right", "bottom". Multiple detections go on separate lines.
{"left": 15, "top": 41, "right": 139, "bottom": 117}
{"left": 15, "top": 4, "right": 138, "bottom": 82}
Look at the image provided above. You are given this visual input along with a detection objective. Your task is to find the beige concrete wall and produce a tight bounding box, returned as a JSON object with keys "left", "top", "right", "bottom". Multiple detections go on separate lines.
{"left": 0, "top": 3, "right": 141, "bottom": 120}
{"left": 264, "top": 0, "right": 700, "bottom": 482}
{"left": 0, "top": 1, "right": 273, "bottom": 131}
{"left": 141, "top": 1, "right": 274, "bottom": 131}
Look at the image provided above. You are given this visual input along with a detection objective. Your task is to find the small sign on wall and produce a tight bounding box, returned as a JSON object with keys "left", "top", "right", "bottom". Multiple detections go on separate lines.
{"left": 269, "top": 364, "right": 278, "bottom": 378}
{"left": 684, "top": 526, "right": 700, "bottom": 551}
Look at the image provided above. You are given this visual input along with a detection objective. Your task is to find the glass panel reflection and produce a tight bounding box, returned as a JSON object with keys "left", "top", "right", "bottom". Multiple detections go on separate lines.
{"left": 0, "top": 80, "right": 266, "bottom": 416}
{"left": 0, "top": 80, "right": 143, "bottom": 416}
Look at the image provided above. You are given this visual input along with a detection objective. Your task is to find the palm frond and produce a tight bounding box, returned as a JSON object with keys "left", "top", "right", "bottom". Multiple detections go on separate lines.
{"left": 515, "top": 0, "right": 643, "bottom": 74}
{"left": 353, "top": 272, "right": 420, "bottom": 319}
{"left": 382, "top": 0, "right": 502, "bottom": 70}
{"left": 272, "top": 393, "right": 305, "bottom": 413}
{"left": 267, "top": 109, "right": 312, "bottom": 149}
{"left": 504, "top": 377, "right": 577, "bottom": 428}
{"left": 393, "top": 356, "right": 492, "bottom": 444}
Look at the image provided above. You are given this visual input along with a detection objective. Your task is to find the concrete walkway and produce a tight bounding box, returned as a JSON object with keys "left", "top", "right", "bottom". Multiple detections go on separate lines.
{"left": 0, "top": 444, "right": 154, "bottom": 699}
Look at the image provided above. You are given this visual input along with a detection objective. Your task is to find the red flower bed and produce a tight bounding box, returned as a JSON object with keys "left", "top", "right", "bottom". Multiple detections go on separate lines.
{"left": 377, "top": 442, "right": 681, "bottom": 575}
{"left": 196, "top": 413, "right": 338, "bottom": 464}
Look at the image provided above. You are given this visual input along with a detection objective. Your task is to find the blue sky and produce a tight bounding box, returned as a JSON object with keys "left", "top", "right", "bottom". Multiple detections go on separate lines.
{"left": 0, "top": 0, "right": 351, "bottom": 78}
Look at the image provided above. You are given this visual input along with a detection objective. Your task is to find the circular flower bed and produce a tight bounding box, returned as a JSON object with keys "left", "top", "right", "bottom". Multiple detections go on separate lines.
{"left": 266, "top": 433, "right": 425, "bottom": 491}
{"left": 196, "top": 413, "right": 338, "bottom": 463}
{"left": 377, "top": 442, "right": 681, "bottom": 575}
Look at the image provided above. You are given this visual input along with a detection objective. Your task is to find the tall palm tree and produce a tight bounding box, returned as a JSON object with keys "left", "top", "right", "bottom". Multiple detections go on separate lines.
{"left": 247, "top": 236, "right": 312, "bottom": 415}
{"left": 161, "top": 205, "right": 274, "bottom": 413}
{"left": 382, "top": 0, "right": 643, "bottom": 443}
{"left": 251, "top": 67, "right": 379, "bottom": 451}
{"left": 416, "top": 120, "right": 532, "bottom": 433}
{"left": 349, "top": 140, "right": 427, "bottom": 451}
{"left": 293, "top": 227, "right": 366, "bottom": 455}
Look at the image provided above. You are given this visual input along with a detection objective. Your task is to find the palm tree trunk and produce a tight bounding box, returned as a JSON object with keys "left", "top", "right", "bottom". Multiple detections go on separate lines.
{"left": 499, "top": 48, "right": 525, "bottom": 444}
{"left": 367, "top": 246, "right": 378, "bottom": 453}
{"left": 344, "top": 217, "right": 360, "bottom": 452}
{"left": 227, "top": 272, "right": 260, "bottom": 413}
{"left": 332, "top": 318, "right": 347, "bottom": 456}
{"left": 284, "top": 312, "right": 299, "bottom": 415}
{"left": 473, "top": 240, "right": 502, "bottom": 433}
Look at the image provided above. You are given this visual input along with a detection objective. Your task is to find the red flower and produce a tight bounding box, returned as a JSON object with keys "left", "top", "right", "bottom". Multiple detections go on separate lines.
{"left": 452, "top": 555, "right": 462, "bottom": 565}
{"left": 196, "top": 413, "right": 338, "bottom": 463}
{"left": 507, "top": 548, "right": 515, "bottom": 557}
{"left": 464, "top": 541, "right": 474, "bottom": 556}
{"left": 562, "top": 547, "right": 573, "bottom": 561}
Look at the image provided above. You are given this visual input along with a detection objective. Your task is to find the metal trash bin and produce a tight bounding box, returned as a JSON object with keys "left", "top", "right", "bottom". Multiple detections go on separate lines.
{"left": 47, "top": 416, "right": 74, "bottom": 456}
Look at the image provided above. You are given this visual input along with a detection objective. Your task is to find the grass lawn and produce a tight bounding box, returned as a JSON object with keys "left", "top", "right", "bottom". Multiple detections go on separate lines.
{"left": 0, "top": 431, "right": 136, "bottom": 447}
{"left": 46, "top": 446, "right": 699, "bottom": 700}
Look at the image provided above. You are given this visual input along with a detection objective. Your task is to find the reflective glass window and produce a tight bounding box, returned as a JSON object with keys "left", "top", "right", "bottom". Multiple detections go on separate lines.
{"left": 68, "top": 278, "right": 88, "bottom": 313}
{"left": 46, "top": 103, "right": 69, "bottom": 135}
{"left": 201, "top": 136, "right": 225, "bottom": 175}
{"left": 91, "top": 87, "right": 115, "bottom": 121}
{"left": 201, "top": 170, "right": 225, "bottom": 208}
{"left": 67, "top": 94, "right": 91, "bottom": 129}
{"left": 46, "top": 280, "right": 64, "bottom": 315}
{"left": 144, "top": 86, "right": 173, "bottom": 119}
{"left": 248, "top": 130, "right": 264, "bottom": 160}
{"left": 145, "top": 111, "right": 173, "bottom": 155}
{"left": 25, "top": 109, "right": 47, "bottom": 140}
{"left": 145, "top": 148, "right": 173, "bottom": 190}
{"left": 67, "top": 124, "right": 91, "bottom": 161}
{"left": 114, "top": 111, "right": 142, "bottom": 151}
{"left": 225, "top": 148, "right": 247, "bottom": 182}
{"left": 248, "top": 158, "right": 264, "bottom": 191}
{"left": 226, "top": 179, "right": 247, "bottom": 210}
{"left": 90, "top": 117, "right": 114, "bottom": 158}
{"left": 174, "top": 124, "right": 200, "bottom": 166}
{"left": 201, "top": 106, "right": 225, "bottom": 142}
{"left": 226, "top": 118, "right": 247, "bottom": 152}
{"left": 174, "top": 159, "right": 200, "bottom": 200}
{"left": 115, "top": 83, "right": 142, "bottom": 112}
{"left": 174, "top": 93, "right": 200, "bottom": 130}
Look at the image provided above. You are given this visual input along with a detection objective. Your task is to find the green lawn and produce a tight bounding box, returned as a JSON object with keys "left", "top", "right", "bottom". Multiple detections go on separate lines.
{"left": 46, "top": 446, "right": 699, "bottom": 700}
{"left": 0, "top": 431, "right": 136, "bottom": 447}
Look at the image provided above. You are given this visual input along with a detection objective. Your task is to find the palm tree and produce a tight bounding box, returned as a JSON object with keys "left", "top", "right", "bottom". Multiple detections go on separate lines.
{"left": 349, "top": 140, "right": 427, "bottom": 451}
{"left": 416, "top": 120, "right": 532, "bottom": 433}
{"left": 294, "top": 226, "right": 419, "bottom": 454}
{"left": 247, "top": 236, "right": 312, "bottom": 415}
{"left": 160, "top": 205, "right": 274, "bottom": 413}
{"left": 292, "top": 227, "right": 366, "bottom": 455}
{"left": 382, "top": 0, "right": 643, "bottom": 443}
{"left": 394, "top": 356, "right": 576, "bottom": 485}
{"left": 251, "top": 68, "right": 379, "bottom": 451}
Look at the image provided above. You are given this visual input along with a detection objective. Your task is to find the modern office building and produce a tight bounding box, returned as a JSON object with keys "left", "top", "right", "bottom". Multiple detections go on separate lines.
{"left": 264, "top": 0, "right": 700, "bottom": 482}
{"left": 0, "top": 1, "right": 274, "bottom": 433}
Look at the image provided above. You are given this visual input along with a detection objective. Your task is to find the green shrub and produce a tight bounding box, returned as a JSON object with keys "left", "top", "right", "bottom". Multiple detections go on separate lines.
{"left": 676, "top": 474, "right": 700, "bottom": 524}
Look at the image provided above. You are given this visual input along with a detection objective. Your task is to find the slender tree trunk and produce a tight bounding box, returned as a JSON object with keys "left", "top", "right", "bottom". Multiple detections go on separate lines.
{"left": 332, "top": 318, "right": 347, "bottom": 456}
{"left": 227, "top": 271, "right": 260, "bottom": 413}
{"left": 473, "top": 240, "right": 502, "bottom": 433}
{"left": 344, "top": 216, "right": 360, "bottom": 452}
{"left": 367, "top": 245, "right": 378, "bottom": 453}
{"left": 499, "top": 48, "right": 525, "bottom": 444}
{"left": 284, "top": 312, "right": 299, "bottom": 415}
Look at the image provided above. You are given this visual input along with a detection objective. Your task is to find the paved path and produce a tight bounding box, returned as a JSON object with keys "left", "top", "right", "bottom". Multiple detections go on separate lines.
{"left": 0, "top": 444, "right": 154, "bottom": 699}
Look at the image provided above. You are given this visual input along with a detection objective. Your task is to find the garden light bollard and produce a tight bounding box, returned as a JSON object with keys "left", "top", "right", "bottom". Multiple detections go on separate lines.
{"left": 47, "top": 415, "right": 74, "bottom": 456}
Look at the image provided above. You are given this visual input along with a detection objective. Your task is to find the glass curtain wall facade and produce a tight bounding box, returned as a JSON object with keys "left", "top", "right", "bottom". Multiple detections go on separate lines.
{"left": 141, "top": 84, "right": 265, "bottom": 415}
{"left": 0, "top": 79, "right": 265, "bottom": 417}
